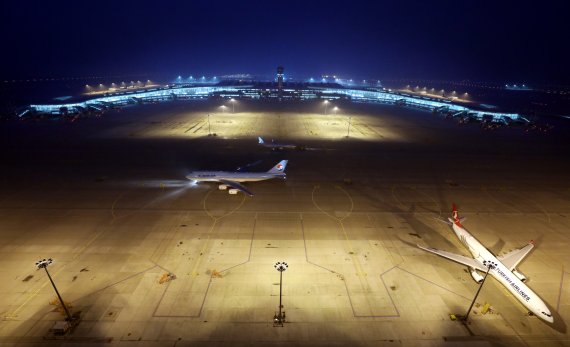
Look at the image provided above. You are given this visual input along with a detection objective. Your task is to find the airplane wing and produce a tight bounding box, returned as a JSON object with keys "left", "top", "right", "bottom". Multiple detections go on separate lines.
{"left": 497, "top": 242, "right": 534, "bottom": 271}
{"left": 417, "top": 244, "right": 487, "bottom": 271}
{"left": 218, "top": 179, "right": 254, "bottom": 197}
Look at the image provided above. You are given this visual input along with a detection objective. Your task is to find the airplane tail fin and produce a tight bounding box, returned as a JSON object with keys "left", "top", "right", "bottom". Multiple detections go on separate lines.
{"left": 451, "top": 203, "right": 464, "bottom": 227}
{"left": 258, "top": 137, "right": 264, "bottom": 144}
{"left": 268, "top": 160, "right": 288, "bottom": 174}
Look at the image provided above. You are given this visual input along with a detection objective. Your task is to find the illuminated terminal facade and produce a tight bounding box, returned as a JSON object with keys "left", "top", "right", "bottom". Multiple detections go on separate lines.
{"left": 22, "top": 82, "right": 526, "bottom": 124}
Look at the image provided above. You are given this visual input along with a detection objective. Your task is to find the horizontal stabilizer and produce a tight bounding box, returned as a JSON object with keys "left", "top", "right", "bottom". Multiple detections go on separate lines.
{"left": 447, "top": 216, "right": 467, "bottom": 224}
{"left": 498, "top": 242, "right": 534, "bottom": 271}
{"left": 434, "top": 217, "right": 452, "bottom": 226}
{"left": 417, "top": 244, "right": 487, "bottom": 272}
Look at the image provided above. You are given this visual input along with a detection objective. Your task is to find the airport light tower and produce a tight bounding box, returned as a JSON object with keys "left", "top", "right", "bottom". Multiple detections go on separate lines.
{"left": 461, "top": 263, "right": 494, "bottom": 322}
{"left": 207, "top": 114, "right": 212, "bottom": 136}
{"left": 273, "top": 261, "right": 288, "bottom": 326}
{"left": 36, "top": 258, "right": 73, "bottom": 321}
{"left": 277, "top": 66, "right": 284, "bottom": 99}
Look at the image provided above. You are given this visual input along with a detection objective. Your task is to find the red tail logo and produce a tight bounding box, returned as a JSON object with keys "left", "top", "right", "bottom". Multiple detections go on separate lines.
{"left": 452, "top": 203, "right": 462, "bottom": 226}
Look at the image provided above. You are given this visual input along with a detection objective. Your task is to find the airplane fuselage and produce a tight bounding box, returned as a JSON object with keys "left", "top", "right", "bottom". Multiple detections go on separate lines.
{"left": 263, "top": 143, "right": 298, "bottom": 150}
{"left": 186, "top": 171, "right": 285, "bottom": 182}
{"left": 450, "top": 222, "right": 553, "bottom": 322}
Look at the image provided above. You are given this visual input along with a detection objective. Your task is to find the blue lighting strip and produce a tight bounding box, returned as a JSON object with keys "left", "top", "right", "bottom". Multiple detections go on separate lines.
{"left": 316, "top": 87, "right": 523, "bottom": 122}
{"left": 29, "top": 86, "right": 242, "bottom": 114}
{"left": 27, "top": 86, "right": 523, "bottom": 122}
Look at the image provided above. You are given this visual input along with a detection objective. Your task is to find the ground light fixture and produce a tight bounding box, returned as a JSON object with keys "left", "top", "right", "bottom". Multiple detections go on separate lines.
{"left": 36, "top": 258, "right": 73, "bottom": 321}
{"left": 273, "top": 261, "right": 288, "bottom": 326}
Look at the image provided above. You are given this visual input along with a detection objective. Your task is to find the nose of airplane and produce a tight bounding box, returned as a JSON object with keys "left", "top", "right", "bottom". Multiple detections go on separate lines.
{"left": 538, "top": 307, "right": 554, "bottom": 323}
{"left": 544, "top": 312, "right": 554, "bottom": 323}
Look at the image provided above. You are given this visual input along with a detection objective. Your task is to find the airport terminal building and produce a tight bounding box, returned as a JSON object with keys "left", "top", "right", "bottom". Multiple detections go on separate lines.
{"left": 21, "top": 72, "right": 526, "bottom": 125}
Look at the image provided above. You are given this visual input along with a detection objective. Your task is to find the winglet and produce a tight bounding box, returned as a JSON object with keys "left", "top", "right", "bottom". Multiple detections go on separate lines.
{"left": 258, "top": 137, "right": 264, "bottom": 144}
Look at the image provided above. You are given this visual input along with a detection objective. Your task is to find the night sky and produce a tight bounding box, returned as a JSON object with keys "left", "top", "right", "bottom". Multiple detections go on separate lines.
{"left": 2, "top": 0, "right": 569, "bottom": 83}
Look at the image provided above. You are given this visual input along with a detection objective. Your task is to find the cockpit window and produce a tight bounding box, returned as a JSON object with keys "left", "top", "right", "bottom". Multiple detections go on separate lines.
{"left": 541, "top": 312, "right": 552, "bottom": 317}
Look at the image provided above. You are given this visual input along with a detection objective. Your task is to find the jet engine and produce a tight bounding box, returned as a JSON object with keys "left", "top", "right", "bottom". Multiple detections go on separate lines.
{"left": 228, "top": 189, "right": 239, "bottom": 195}
{"left": 470, "top": 268, "right": 484, "bottom": 283}
{"left": 512, "top": 269, "right": 527, "bottom": 282}
{"left": 218, "top": 184, "right": 228, "bottom": 190}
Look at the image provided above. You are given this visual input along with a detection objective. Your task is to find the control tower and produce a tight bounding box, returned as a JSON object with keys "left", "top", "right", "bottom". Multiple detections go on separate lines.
{"left": 276, "top": 66, "right": 284, "bottom": 98}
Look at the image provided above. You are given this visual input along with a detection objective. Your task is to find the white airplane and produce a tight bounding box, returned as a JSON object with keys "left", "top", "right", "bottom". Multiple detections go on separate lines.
{"left": 258, "top": 137, "right": 304, "bottom": 151}
{"left": 186, "top": 160, "right": 288, "bottom": 197}
{"left": 417, "top": 204, "right": 553, "bottom": 323}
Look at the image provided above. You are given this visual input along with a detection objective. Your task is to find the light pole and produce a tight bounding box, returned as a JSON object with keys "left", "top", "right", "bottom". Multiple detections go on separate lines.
{"left": 207, "top": 114, "right": 212, "bottom": 136}
{"left": 333, "top": 106, "right": 338, "bottom": 116}
{"left": 36, "top": 258, "right": 73, "bottom": 321}
{"left": 230, "top": 98, "right": 235, "bottom": 113}
{"left": 461, "top": 264, "right": 494, "bottom": 322}
{"left": 220, "top": 105, "right": 227, "bottom": 114}
{"left": 323, "top": 100, "right": 329, "bottom": 115}
{"left": 273, "top": 261, "right": 288, "bottom": 327}
{"left": 346, "top": 115, "right": 352, "bottom": 137}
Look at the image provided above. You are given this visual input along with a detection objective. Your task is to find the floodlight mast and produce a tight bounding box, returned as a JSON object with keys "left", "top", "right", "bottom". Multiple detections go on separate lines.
{"left": 273, "top": 261, "right": 288, "bottom": 326}
{"left": 36, "top": 258, "right": 72, "bottom": 321}
{"left": 461, "top": 264, "right": 494, "bottom": 322}
{"left": 207, "top": 114, "right": 211, "bottom": 136}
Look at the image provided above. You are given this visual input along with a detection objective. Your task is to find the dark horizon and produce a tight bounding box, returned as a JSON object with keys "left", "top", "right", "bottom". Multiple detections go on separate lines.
{"left": 2, "top": 0, "right": 569, "bottom": 84}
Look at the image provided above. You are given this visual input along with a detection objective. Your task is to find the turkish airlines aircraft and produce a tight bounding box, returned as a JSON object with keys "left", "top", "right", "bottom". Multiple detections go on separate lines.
{"left": 417, "top": 204, "right": 553, "bottom": 323}
{"left": 186, "top": 160, "right": 287, "bottom": 197}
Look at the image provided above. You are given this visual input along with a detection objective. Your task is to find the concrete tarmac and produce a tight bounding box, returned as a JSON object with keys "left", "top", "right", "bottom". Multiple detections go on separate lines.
{"left": 0, "top": 100, "right": 569, "bottom": 346}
